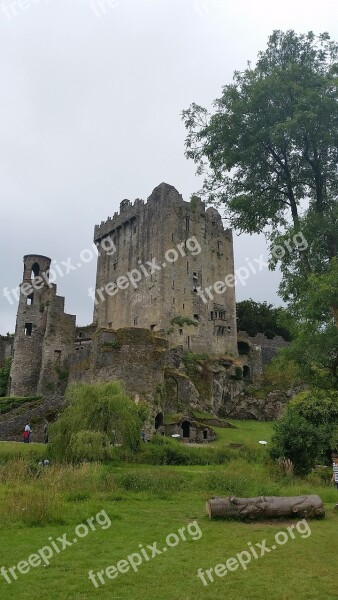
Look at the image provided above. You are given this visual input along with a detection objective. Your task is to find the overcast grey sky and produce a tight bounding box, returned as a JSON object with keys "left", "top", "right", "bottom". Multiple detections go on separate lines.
{"left": 1, "top": 0, "right": 337, "bottom": 333}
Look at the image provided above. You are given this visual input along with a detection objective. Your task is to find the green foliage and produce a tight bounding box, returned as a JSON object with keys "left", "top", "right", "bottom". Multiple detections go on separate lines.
{"left": 0, "top": 358, "right": 11, "bottom": 397}
{"left": 262, "top": 356, "right": 302, "bottom": 390}
{"left": 137, "top": 400, "right": 150, "bottom": 423}
{"left": 49, "top": 382, "right": 142, "bottom": 462}
{"left": 270, "top": 388, "right": 338, "bottom": 474}
{"left": 0, "top": 395, "right": 40, "bottom": 415}
{"left": 138, "top": 437, "right": 231, "bottom": 466}
{"left": 70, "top": 431, "right": 110, "bottom": 462}
{"left": 183, "top": 30, "right": 338, "bottom": 234}
{"left": 189, "top": 194, "right": 200, "bottom": 212}
{"left": 281, "top": 321, "right": 338, "bottom": 388}
{"left": 279, "top": 257, "right": 338, "bottom": 388}
{"left": 171, "top": 316, "right": 198, "bottom": 327}
{"left": 236, "top": 300, "right": 292, "bottom": 340}
{"left": 101, "top": 340, "right": 121, "bottom": 350}
{"left": 183, "top": 30, "right": 338, "bottom": 386}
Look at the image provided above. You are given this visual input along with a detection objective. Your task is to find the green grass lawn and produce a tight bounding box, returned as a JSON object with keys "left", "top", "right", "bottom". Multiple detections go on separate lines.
{"left": 213, "top": 419, "right": 274, "bottom": 447}
{"left": 0, "top": 422, "right": 337, "bottom": 600}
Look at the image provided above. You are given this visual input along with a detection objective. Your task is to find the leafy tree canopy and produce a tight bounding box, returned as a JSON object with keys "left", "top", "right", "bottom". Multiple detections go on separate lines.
{"left": 183, "top": 30, "right": 338, "bottom": 386}
{"left": 236, "top": 299, "right": 292, "bottom": 340}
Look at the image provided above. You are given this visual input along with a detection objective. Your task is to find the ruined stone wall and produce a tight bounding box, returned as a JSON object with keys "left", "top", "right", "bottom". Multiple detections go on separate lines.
{"left": 238, "top": 331, "right": 290, "bottom": 366}
{"left": 93, "top": 183, "right": 238, "bottom": 356}
{"left": 0, "top": 336, "right": 13, "bottom": 368}
{"left": 70, "top": 328, "right": 168, "bottom": 405}
{"left": 37, "top": 295, "right": 76, "bottom": 396}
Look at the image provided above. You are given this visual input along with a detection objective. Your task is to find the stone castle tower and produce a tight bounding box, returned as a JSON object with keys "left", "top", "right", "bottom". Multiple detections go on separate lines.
{"left": 9, "top": 254, "right": 76, "bottom": 397}
{"left": 93, "top": 183, "right": 238, "bottom": 356}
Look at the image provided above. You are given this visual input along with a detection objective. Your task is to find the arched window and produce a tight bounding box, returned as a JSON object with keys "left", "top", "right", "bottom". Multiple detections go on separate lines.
{"left": 31, "top": 262, "right": 40, "bottom": 278}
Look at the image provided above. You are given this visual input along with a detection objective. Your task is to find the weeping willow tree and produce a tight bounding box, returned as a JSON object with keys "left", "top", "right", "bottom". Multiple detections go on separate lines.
{"left": 49, "top": 381, "right": 142, "bottom": 462}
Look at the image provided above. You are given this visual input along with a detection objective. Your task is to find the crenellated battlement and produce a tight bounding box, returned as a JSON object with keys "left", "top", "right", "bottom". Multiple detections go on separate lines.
{"left": 94, "top": 197, "right": 145, "bottom": 242}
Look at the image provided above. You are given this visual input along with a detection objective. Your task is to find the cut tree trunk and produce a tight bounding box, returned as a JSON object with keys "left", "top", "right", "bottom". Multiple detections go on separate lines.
{"left": 206, "top": 495, "right": 325, "bottom": 520}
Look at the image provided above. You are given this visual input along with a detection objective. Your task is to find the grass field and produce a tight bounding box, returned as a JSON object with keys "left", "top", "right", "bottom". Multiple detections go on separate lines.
{"left": 0, "top": 420, "right": 337, "bottom": 600}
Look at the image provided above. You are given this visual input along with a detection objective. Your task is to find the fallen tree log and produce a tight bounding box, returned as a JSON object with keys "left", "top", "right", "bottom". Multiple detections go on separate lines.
{"left": 206, "top": 495, "right": 325, "bottom": 520}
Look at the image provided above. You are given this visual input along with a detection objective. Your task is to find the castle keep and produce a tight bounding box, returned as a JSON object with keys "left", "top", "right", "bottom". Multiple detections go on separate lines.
{"left": 93, "top": 183, "right": 238, "bottom": 356}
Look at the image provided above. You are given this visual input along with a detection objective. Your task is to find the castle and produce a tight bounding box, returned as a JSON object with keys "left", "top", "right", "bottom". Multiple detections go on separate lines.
{"left": 2, "top": 183, "right": 289, "bottom": 441}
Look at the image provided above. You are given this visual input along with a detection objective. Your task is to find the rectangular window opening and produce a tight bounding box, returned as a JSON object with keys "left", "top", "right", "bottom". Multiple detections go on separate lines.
{"left": 26, "top": 293, "right": 34, "bottom": 306}
{"left": 24, "top": 323, "right": 33, "bottom": 337}
{"left": 54, "top": 350, "right": 62, "bottom": 363}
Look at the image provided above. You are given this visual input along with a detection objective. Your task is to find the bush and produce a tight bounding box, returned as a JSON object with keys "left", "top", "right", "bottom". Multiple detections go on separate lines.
{"left": 49, "top": 382, "right": 142, "bottom": 462}
{"left": 269, "top": 388, "right": 338, "bottom": 474}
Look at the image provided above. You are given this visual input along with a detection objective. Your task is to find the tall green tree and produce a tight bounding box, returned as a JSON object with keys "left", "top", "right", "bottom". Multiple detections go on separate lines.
{"left": 183, "top": 30, "right": 338, "bottom": 384}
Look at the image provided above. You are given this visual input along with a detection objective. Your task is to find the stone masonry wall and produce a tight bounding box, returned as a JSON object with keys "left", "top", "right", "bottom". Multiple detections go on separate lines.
{"left": 0, "top": 336, "right": 13, "bottom": 368}
{"left": 93, "top": 183, "right": 238, "bottom": 357}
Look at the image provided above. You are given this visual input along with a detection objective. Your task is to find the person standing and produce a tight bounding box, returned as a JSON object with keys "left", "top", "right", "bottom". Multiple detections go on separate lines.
{"left": 23, "top": 423, "right": 31, "bottom": 444}
{"left": 333, "top": 457, "right": 338, "bottom": 490}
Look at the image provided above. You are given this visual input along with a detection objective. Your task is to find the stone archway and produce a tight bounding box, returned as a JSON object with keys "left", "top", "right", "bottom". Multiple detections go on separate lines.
{"left": 155, "top": 412, "right": 164, "bottom": 430}
{"left": 181, "top": 420, "right": 191, "bottom": 438}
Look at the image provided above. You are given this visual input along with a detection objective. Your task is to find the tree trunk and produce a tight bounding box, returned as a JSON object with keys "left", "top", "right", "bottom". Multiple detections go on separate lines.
{"left": 206, "top": 495, "right": 325, "bottom": 520}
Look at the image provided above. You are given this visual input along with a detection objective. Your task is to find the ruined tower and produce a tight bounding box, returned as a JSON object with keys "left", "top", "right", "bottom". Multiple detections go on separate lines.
{"left": 93, "top": 183, "right": 238, "bottom": 356}
{"left": 9, "top": 254, "right": 76, "bottom": 397}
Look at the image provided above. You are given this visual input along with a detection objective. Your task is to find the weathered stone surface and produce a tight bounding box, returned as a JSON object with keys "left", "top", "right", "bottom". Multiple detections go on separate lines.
{"left": 219, "top": 389, "right": 289, "bottom": 420}
{"left": 70, "top": 327, "right": 168, "bottom": 404}
{"left": 9, "top": 255, "right": 75, "bottom": 398}
{"left": 93, "top": 183, "right": 238, "bottom": 357}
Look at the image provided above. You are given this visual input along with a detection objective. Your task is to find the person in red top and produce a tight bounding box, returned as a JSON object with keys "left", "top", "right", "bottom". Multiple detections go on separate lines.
{"left": 23, "top": 423, "right": 31, "bottom": 443}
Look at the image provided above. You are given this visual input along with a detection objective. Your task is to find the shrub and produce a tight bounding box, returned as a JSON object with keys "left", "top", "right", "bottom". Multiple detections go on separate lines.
{"left": 171, "top": 316, "right": 198, "bottom": 327}
{"left": 269, "top": 388, "right": 338, "bottom": 474}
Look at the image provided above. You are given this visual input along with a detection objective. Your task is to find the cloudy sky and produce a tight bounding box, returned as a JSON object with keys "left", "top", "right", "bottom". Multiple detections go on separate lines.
{"left": 1, "top": 0, "right": 337, "bottom": 333}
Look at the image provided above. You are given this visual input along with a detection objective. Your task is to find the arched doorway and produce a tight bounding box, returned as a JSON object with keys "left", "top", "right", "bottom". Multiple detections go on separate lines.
{"left": 155, "top": 412, "right": 164, "bottom": 430}
{"left": 181, "top": 420, "right": 191, "bottom": 438}
{"left": 203, "top": 429, "right": 208, "bottom": 440}
{"left": 243, "top": 365, "right": 251, "bottom": 379}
